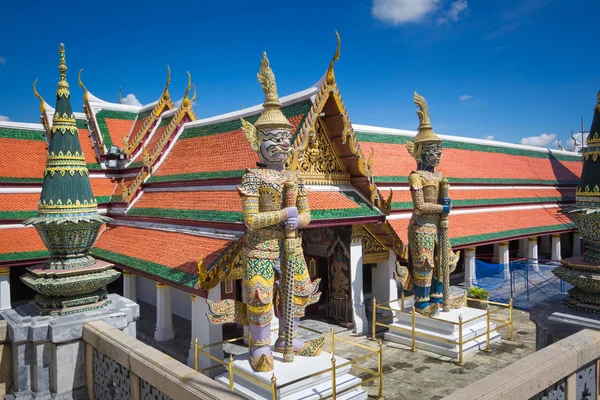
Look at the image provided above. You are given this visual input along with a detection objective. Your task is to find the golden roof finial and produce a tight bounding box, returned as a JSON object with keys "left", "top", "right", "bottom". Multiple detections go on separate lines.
{"left": 118, "top": 87, "right": 123, "bottom": 104}
{"left": 191, "top": 84, "right": 197, "bottom": 103}
{"left": 33, "top": 79, "right": 47, "bottom": 114}
{"left": 253, "top": 52, "right": 292, "bottom": 130}
{"left": 182, "top": 71, "right": 192, "bottom": 107}
{"left": 412, "top": 91, "right": 441, "bottom": 145}
{"left": 77, "top": 69, "right": 88, "bottom": 102}
{"left": 162, "top": 66, "right": 171, "bottom": 100}
{"left": 57, "top": 43, "right": 70, "bottom": 98}
{"left": 326, "top": 31, "right": 341, "bottom": 85}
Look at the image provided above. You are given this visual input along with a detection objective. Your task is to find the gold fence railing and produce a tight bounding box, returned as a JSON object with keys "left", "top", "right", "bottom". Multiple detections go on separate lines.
{"left": 195, "top": 325, "right": 384, "bottom": 400}
{"left": 372, "top": 293, "right": 514, "bottom": 365}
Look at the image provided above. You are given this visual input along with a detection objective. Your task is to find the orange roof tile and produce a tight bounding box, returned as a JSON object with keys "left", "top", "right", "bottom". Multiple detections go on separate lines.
{"left": 389, "top": 207, "right": 574, "bottom": 246}
{"left": 105, "top": 118, "right": 135, "bottom": 149}
{"left": 0, "top": 228, "right": 46, "bottom": 254}
{"left": 0, "top": 193, "right": 39, "bottom": 212}
{"left": 78, "top": 128, "right": 99, "bottom": 164}
{"left": 0, "top": 138, "right": 47, "bottom": 180}
{"left": 94, "top": 225, "right": 233, "bottom": 275}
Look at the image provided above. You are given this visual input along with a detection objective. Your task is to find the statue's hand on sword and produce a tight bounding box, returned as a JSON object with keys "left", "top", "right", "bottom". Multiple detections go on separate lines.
{"left": 285, "top": 206, "right": 300, "bottom": 230}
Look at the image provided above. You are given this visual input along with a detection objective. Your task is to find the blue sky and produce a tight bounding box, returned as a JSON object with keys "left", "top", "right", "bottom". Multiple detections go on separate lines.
{"left": 0, "top": 0, "right": 598, "bottom": 149}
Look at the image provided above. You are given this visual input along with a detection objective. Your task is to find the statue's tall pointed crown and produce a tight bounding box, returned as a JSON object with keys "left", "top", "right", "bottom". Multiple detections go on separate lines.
{"left": 253, "top": 52, "right": 292, "bottom": 131}
{"left": 412, "top": 92, "right": 441, "bottom": 145}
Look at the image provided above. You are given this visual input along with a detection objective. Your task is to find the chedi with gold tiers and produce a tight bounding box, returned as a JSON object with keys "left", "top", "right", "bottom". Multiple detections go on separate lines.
{"left": 553, "top": 91, "right": 600, "bottom": 312}
{"left": 21, "top": 44, "right": 119, "bottom": 316}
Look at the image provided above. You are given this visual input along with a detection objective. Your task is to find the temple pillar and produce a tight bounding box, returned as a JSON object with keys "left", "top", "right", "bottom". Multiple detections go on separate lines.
{"left": 350, "top": 232, "right": 368, "bottom": 335}
{"left": 528, "top": 237, "right": 539, "bottom": 272}
{"left": 0, "top": 267, "right": 11, "bottom": 310}
{"left": 573, "top": 231, "right": 582, "bottom": 257}
{"left": 154, "top": 283, "right": 175, "bottom": 341}
{"left": 499, "top": 242, "right": 510, "bottom": 280}
{"left": 551, "top": 234, "right": 562, "bottom": 262}
{"left": 373, "top": 249, "right": 398, "bottom": 312}
{"left": 122, "top": 271, "right": 137, "bottom": 302}
{"left": 463, "top": 248, "right": 477, "bottom": 288}
{"left": 188, "top": 287, "right": 223, "bottom": 376}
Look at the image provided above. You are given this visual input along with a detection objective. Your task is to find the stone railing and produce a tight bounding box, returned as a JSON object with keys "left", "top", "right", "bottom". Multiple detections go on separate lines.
{"left": 83, "top": 320, "right": 244, "bottom": 400}
{"left": 442, "top": 328, "right": 600, "bottom": 400}
{"left": 0, "top": 320, "right": 11, "bottom": 398}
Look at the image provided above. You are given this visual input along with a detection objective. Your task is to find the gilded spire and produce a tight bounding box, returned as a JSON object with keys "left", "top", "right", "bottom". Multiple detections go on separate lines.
{"left": 57, "top": 43, "right": 69, "bottom": 98}
{"left": 326, "top": 31, "right": 341, "bottom": 85}
{"left": 412, "top": 91, "right": 441, "bottom": 145}
{"left": 253, "top": 52, "right": 292, "bottom": 130}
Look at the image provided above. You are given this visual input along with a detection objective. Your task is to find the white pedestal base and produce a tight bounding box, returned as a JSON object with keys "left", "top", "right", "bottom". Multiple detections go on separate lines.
{"left": 384, "top": 302, "right": 501, "bottom": 358}
{"left": 215, "top": 350, "right": 367, "bottom": 400}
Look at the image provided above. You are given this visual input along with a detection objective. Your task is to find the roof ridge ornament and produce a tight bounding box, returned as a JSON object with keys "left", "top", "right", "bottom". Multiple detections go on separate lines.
{"left": 182, "top": 71, "right": 192, "bottom": 108}
{"left": 119, "top": 87, "right": 123, "bottom": 104}
{"left": 33, "top": 79, "right": 47, "bottom": 114}
{"left": 326, "top": 31, "right": 341, "bottom": 85}
{"left": 162, "top": 66, "right": 171, "bottom": 100}
{"left": 77, "top": 68, "right": 88, "bottom": 102}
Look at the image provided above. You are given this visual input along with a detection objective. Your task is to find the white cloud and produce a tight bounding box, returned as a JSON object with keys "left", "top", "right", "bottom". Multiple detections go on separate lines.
{"left": 459, "top": 94, "right": 472, "bottom": 101}
{"left": 520, "top": 133, "right": 557, "bottom": 148}
{"left": 0, "top": 57, "right": 5, "bottom": 66}
{"left": 436, "top": 0, "right": 468, "bottom": 25}
{"left": 121, "top": 94, "right": 142, "bottom": 107}
{"left": 372, "top": 0, "right": 440, "bottom": 25}
{"left": 0, "top": 115, "right": 9, "bottom": 121}
{"left": 483, "top": 135, "right": 494, "bottom": 140}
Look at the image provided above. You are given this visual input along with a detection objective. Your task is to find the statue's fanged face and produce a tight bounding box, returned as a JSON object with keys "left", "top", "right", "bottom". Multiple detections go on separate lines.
{"left": 421, "top": 143, "right": 442, "bottom": 167}
{"left": 259, "top": 129, "right": 292, "bottom": 164}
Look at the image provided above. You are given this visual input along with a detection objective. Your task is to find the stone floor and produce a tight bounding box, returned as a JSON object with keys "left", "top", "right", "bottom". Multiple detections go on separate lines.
{"left": 135, "top": 300, "right": 536, "bottom": 399}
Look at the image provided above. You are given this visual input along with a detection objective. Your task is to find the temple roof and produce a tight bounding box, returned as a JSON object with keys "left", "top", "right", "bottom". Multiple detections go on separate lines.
{"left": 389, "top": 205, "right": 575, "bottom": 248}
{"left": 0, "top": 122, "right": 47, "bottom": 183}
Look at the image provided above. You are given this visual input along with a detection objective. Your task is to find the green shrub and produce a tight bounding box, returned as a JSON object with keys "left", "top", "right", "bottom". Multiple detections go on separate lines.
{"left": 467, "top": 286, "right": 489, "bottom": 300}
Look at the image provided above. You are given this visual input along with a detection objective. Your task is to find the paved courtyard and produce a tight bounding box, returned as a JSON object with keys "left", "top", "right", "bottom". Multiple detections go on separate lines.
{"left": 136, "top": 300, "right": 535, "bottom": 399}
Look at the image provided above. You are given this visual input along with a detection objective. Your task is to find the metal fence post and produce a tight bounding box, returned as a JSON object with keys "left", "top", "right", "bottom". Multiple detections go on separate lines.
{"left": 372, "top": 296, "right": 377, "bottom": 340}
{"left": 271, "top": 374, "right": 277, "bottom": 400}
{"left": 485, "top": 305, "right": 491, "bottom": 352}
{"left": 458, "top": 315, "right": 464, "bottom": 366}
{"left": 411, "top": 306, "right": 416, "bottom": 352}
{"left": 378, "top": 339, "right": 384, "bottom": 399}
{"left": 509, "top": 298, "right": 515, "bottom": 341}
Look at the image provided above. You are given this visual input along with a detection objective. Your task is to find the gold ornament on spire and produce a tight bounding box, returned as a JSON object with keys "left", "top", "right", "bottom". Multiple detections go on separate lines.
{"left": 326, "top": 31, "right": 341, "bottom": 85}
{"left": 57, "top": 43, "right": 70, "bottom": 98}
{"left": 119, "top": 87, "right": 123, "bottom": 104}
{"left": 412, "top": 91, "right": 441, "bottom": 145}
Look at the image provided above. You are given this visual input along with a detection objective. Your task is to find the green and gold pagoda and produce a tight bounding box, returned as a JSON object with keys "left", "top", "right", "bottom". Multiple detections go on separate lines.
{"left": 21, "top": 44, "right": 119, "bottom": 315}
{"left": 553, "top": 91, "right": 600, "bottom": 311}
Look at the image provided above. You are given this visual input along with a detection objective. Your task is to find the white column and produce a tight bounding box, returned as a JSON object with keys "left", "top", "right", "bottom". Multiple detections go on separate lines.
{"left": 499, "top": 242, "right": 510, "bottom": 279}
{"left": 573, "top": 231, "right": 582, "bottom": 257}
{"left": 154, "top": 283, "right": 175, "bottom": 341}
{"left": 463, "top": 248, "right": 477, "bottom": 288}
{"left": 350, "top": 235, "right": 368, "bottom": 335}
{"left": 122, "top": 271, "right": 137, "bottom": 302}
{"left": 551, "top": 234, "right": 562, "bottom": 262}
{"left": 0, "top": 267, "right": 10, "bottom": 310}
{"left": 528, "top": 237, "right": 539, "bottom": 272}
{"left": 372, "top": 249, "right": 398, "bottom": 315}
{"left": 189, "top": 286, "right": 223, "bottom": 376}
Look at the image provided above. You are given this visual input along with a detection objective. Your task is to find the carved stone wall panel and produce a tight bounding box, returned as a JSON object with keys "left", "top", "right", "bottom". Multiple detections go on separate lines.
{"left": 93, "top": 349, "right": 131, "bottom": 400}
{"left": 141, "top": 379, "right": 173, "bottom": 400}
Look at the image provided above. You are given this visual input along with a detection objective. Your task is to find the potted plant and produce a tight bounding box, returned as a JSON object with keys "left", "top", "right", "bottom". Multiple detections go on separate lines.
{"left": 466, "top": 287, "right": 490, "bottom": 310}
